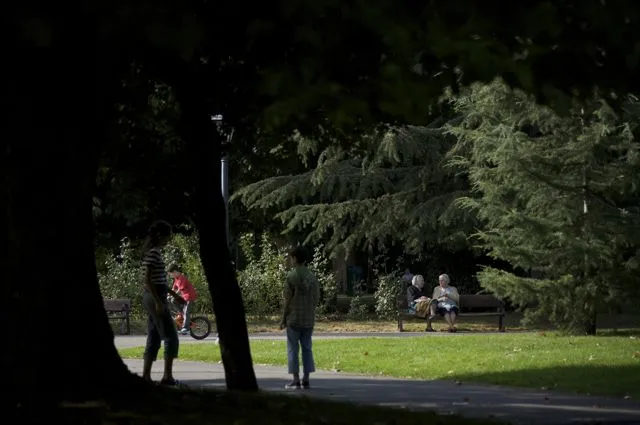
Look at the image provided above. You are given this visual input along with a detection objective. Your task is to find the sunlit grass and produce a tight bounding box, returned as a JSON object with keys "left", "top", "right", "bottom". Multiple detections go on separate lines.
{"left": 120, "top": 332, "right": 640, "bottom": 399}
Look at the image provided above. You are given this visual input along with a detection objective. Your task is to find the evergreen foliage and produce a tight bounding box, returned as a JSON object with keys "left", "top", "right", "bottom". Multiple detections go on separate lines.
{"left": 446, "top": 79, "right": 640, "bottom": 334}
{"left": 233, "top": 122, "right": 476, "bottom": 257}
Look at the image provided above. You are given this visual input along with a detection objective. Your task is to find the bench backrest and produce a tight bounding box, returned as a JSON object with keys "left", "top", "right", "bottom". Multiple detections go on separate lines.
{"left": 396, "top": 294, "right": 503, "bottom": 311}
{"left": 460, "top": 294, "right": 503, "bottom": 310}
{"left": 397, "top": 296, "right": 409, "bottom": 310}
{"left": 103, "top": 299, "right": 132, "bottom": 312}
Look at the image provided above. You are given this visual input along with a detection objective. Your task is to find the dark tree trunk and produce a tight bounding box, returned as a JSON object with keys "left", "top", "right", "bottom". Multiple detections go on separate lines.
{"left": 174, "top": 70, "right": 259, "bottom": 391}
{"left": 584, "top": 320, "right": 597, "bottom": 336}
{"left": 582, "top": 310, "right": 597, "bottom": 336}
{"left": 3, "top": 30, "right": 141, "bottom": 409}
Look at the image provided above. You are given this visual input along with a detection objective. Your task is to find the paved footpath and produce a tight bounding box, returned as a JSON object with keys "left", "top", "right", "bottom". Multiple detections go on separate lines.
{"left": 117, "top": 336, "right": 640, "bottom": 425}
{"left": 115, "top": 331, "right": 511, "bottom": 348}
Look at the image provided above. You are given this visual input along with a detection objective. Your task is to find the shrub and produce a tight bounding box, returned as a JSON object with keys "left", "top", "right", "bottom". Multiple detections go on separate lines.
{"left": 347, "top": 296, "right": 370, "bottom": 319}
{"left": 308, "top": 244, "right": 339, "bottom": 314}
{"left": 235, "top": 235, "right": 339, "bottom": 317}
{"left": 98, "top": 231, "right": 212, "bottom": 316}
{"left": 236, "top": 233, "right": 287, "bottom": 316}
{"left": 163, "top": 232, "right": 211, "bottom": 314}
{"left": 374, "top": 271, "right": 405, "bottom": 319}
{"left": 98, "top": 237, "right": 144, "bottom": 315}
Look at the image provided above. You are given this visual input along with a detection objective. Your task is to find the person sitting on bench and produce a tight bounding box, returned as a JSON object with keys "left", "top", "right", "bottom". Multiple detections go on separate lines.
{"left": 406, "top": 275, "right": 434, "bottom": 318}
{"left": 428, "top": 274, "right": 460, "bottom": 333}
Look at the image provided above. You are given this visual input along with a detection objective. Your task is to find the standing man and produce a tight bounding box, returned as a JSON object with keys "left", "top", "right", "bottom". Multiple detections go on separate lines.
{"left": 280, "top": 246, "right": 320, "bottom": 390}
{"left": 168, "top": 264, "right": 198, "bottom": 335}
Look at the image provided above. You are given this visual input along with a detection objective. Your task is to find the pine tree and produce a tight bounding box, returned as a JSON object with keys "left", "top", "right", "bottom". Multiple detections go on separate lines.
{"left": 232, "top": 120, "right": 475, "bottom": 257}
{"left": 447, "top": 79, "right": 640, "bottom": 334}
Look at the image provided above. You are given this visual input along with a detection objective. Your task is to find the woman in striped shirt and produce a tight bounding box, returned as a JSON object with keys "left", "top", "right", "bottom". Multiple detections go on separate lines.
{"left": 140, "top": 220, "right": 182, "bottom": 385}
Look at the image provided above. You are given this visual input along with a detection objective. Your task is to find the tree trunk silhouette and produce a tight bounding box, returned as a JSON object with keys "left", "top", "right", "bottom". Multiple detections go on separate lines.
{"left": 3, "top": 38, "right": 141, "bottom": 410}
{"left": 174, "top": 70, "right": 259, "bottom": 391}
{"left": 584, "top": 318, "right": 597, "bottom": 336}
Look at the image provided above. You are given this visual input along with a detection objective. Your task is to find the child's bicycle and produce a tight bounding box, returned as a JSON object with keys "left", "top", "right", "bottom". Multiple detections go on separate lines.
{"left": 167, "top": 296, "right": 212, "bottom": 340}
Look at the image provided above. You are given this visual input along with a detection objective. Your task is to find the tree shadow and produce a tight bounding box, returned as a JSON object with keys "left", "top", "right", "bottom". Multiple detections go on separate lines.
{"left": 175, "top": 364, "right": 640, "bottom": 425}
{"left": 596, "top": 328, "right": 640, "bottom": 338}
{"left": 451, "top": 364, "right": 640, "bottom": 399}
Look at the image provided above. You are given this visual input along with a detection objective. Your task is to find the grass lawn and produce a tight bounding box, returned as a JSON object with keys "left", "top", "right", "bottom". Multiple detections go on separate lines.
{"left": 119, "top": 331, "right": 640, "bottom": 399}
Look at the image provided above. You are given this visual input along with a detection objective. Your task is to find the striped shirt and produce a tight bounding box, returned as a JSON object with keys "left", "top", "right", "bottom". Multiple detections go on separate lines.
{"left": 142, "top": 247, "right": 168, "bottom": 286}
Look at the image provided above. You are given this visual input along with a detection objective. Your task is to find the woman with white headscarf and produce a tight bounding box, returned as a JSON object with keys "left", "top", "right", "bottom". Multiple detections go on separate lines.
{"left": 406, "top": 275, "right": 434, "bottom": 318}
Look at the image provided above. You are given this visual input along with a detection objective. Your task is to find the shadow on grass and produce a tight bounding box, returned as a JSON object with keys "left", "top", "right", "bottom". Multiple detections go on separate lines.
{"left": 171, "top": 363, "right": 640, "bottom": 425}
{"left": 596, "top": 328, "right": 640, "bottom": 338}
{"left": 451, "top": 364, "right": 640, "bottom": 400}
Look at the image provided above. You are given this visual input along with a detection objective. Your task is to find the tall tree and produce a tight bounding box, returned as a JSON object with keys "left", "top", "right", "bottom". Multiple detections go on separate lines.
{"left": 168, "top": 64, "right": 260, "bottom": 390}
{"left": 95, "top": 76, "right": 190, "bottom": 247}
{"left": 415, "top": 1, "right": 640, "bottom": 110}
{"left": 9, "top": 0, "right": 640, "bottom": 408}
{"left": 3, "top": 0, "right": 215, "bottom": 406}
{"left": 3, "top": 23, "right": 140, "bottom": 406}
{"left": 446, "top": 79, "right": 640, "bottom": 334}
{"left": 232, "top": 120, "right": 475, "bottom": 257}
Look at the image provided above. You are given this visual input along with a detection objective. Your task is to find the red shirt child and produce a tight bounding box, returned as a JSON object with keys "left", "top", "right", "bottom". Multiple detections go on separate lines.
{"left": 168, "top": 265, "right": 197, "bottom": 302}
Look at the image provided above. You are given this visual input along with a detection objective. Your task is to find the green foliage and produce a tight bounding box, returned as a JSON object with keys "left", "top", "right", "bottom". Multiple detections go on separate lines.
{"left": 233, "top": 123, "right": 475, "bottom": 258}
{"left": 347, "top": 296, "right": 370, "bottom": 320}
{"left": 163, "top": 232, "right": 211, "bottom": 314}
{"left": 308, "top": 244, "right": 339, "bottom": 314}
{"left": 121, "top": 333, "right": 640, "bottom": 399}
{"left": 236, "top": 234, "right": 338, "bottom": 316}
{"left": 237, "top": 233, "right": 287, "bottom": 317}
{"left": 98, "top": 238, "right": 144, "bottom": 315}
{"left": 447, "top": 79, "right": 640, "bottom": 334}
{"left": 98, "top": 231, "right": 212, "bottom": 315}
{"left": 475, "top": 268, "right": 597, "bottom": 331}
{"left": 373, "top": 272, "right": 405, "bottom": 319}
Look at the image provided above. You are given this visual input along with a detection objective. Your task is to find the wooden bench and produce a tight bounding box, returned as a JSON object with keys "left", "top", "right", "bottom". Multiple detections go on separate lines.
{"left": 397, "top": 294, "right": 506, "bottom": 332}
{"left": 104, "top": 299, "right": 132, "bottom": 335}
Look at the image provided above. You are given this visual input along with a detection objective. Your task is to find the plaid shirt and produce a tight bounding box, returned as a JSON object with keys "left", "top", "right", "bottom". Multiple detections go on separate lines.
{"left": 282, "top": 266, "right": 320, "bottom": 328}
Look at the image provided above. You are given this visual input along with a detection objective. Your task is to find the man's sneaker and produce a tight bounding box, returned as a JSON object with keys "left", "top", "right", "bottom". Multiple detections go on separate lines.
{"left": 180, "top": 328, "right": 189, "bottom": 335}
{"left": 285, "top": 380, "right": 301, "bottom": 389}
{"left": 302, "top": 380, "right": 310, "bottom": 389}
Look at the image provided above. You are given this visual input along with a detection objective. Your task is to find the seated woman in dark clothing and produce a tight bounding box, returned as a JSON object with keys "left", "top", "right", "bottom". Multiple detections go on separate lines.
{"left": 406, "top": 275, "right": 434, "bottom": 318}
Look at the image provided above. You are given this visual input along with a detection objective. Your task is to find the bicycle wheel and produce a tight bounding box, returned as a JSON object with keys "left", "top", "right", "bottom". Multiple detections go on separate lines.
{"left": 189, "top": 316, "right": 211, "bottom": 340}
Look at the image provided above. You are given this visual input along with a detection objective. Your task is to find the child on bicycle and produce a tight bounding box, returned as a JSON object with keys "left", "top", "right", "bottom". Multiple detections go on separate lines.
{"left": 168, "top": 264, "right": 198, "bottom": 335}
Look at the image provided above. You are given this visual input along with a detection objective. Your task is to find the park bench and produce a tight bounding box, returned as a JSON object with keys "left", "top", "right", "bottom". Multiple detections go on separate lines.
{"left": 396, "top": 294, "right": 506, "bottom": 332}
{"left": 104, "top": 298, "right": 132, "bottom": 335}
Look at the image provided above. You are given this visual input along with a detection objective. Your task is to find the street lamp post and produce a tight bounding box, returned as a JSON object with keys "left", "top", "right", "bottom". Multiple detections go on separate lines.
{"left": 212, "top": 114, "right": 233, "bottom": 248}
{"left": 221, "top": 154, "right": 229, "bottom": 244}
